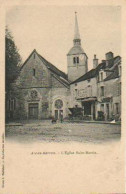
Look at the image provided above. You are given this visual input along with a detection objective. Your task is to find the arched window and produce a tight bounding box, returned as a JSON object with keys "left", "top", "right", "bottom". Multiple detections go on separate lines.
{"left": 73, "top": 57, "right": 79, "bottom": 64}
{"left": 77, "top": 57, "right": 79, "bottom": 63}
{"left": 73, "top": 57, "right": 76, "bottom": 64}
{"left": 55, "top": 99, "right": 63, "bottom": 109}
{"left": 33, "top": 68, "right": 36, "bottom": 76}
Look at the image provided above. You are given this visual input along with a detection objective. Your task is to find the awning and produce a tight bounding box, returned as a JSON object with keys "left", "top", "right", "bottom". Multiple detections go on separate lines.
{"left": 77, "top": 97, "right": 97, "bottom": 102}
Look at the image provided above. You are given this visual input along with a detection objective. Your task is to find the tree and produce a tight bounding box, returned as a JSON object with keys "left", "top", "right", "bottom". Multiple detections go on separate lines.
{"left": 5, "top": 27, "right": 22, "bottom": 91}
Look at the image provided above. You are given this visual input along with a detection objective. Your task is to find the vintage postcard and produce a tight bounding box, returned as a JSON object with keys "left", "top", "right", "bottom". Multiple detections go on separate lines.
{"left": 0, "top": 0, "right": 126, "bottom": 193}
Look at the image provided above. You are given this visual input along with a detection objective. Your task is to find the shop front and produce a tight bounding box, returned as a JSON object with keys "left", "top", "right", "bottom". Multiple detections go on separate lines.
{"left": 79, "top": 97, "right": 97, "bottom": 120}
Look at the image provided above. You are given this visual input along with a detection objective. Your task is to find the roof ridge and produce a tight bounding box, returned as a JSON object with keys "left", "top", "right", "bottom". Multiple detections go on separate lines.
{"left": 37, "top": 52, "right": 68, "bottom": 80}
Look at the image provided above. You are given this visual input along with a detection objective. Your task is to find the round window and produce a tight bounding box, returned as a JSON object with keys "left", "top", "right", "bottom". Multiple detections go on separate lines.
{"left": 55, "top": 99, "right": 63, "bottom": 109}
{"left": 31, "top": 90, "right": 38, "bottom": 98}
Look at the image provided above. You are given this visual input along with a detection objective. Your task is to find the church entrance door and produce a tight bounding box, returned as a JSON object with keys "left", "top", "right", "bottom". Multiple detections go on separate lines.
{"left": 55, "top": 110, "right": 63, "bottom": 120}
{"left": 55, "top": 110, "right": 58, "bottom": 120}
{"left": 28, "top": 103, "right": 38, "bottom": 119}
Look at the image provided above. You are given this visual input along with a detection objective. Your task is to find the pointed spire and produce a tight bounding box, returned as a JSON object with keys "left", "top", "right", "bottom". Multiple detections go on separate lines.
{"left": 74, "top": 12, "right": 80, "bottom": 39}
{"left": 73, "top": 12, "right": 81, "bottom": 46}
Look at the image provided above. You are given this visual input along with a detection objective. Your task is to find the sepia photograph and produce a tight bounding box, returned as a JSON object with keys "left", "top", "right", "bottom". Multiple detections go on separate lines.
{"left": 5, "top": 5, "right": 121, "bottom": 144}
{"left": 1, "top": 2, "right": 125, "bottom": 193}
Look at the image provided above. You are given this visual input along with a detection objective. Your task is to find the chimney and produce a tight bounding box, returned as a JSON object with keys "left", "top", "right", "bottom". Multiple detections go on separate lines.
{"left": 93, "top": 54, "right": 98, "bottom": 69}
{"left": 102, "top": 60, "right": 106, "bottom": 63}
{"left": 105, "top": 52, "right": 114, "bottom": 60}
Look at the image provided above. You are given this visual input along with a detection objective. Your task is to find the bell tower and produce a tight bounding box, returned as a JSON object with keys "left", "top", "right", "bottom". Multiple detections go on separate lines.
{"left": 67, "top": 12, "right": 88, "bottom": 82}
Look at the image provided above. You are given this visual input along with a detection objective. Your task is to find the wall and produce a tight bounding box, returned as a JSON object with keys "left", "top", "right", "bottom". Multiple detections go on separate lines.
{"left": 6, "top": 51, "right": 70, "bottom": 120}
{"left": 97, "top": 77, "right": 121, "bottom": 119}
{"left": 70, "top": 77, "right": 97, "bottom": 108}
{"left": 16, "top": 52, "right": 51, "bottom": 88}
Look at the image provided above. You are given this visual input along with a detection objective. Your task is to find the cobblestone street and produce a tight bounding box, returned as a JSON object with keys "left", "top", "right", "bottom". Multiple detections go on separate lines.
{"left": 5, "top": 121, "right": 121, "bottom": 143}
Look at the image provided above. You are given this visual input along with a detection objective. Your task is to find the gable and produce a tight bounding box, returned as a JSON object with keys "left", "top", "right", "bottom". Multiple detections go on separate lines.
{"left": 16, "top": 50, "right": 51, "bottom": 88}
{"left": 15, "top": 49, "right": 70, "bottom": 89}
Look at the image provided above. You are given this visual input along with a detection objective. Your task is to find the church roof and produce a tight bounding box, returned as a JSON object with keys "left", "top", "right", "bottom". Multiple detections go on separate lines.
{"left": 37, "top": 53, "right": 68, "bottom": 80}
{"left": 67, "top": 45, "right": 84, "bottom": 55}
{"left": 20, "top": 49, "right": 70, "bottom": 86}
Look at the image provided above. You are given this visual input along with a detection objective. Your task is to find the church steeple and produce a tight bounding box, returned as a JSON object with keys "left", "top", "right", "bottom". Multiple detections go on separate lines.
{"left": 67, "top": 12, "right": 88, "bottom": 82}
{"left": 73, "top": 12, "right": 81, "bottom": 46}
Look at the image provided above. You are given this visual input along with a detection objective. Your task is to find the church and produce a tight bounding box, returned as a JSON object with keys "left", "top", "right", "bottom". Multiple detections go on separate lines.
{"left": 6, "top": 13, "right": 121, "bottom": 121}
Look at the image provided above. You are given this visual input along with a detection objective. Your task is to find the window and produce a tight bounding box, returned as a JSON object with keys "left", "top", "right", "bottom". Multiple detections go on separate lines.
{"left": 75, "top": 89, "right": 78, "bottom": 98}
{"left": 100, "top": 86, "right": 104, "bottom": 96}
{"left": 33, "top": 68, "right": 36, "bottom": 76}
{"left": 73, "top": 57, "right": 76, "bottom": 64}
{"left": 115, "top": 103, "right": 119, "bottom": 114}
{"left": 87, "top": 85, "right": 92, "bottom": 97}
{"left": 8, "top": 99, "right": 16, "bottom": 111}
{"left": 77, "top": 57, "right": 79, "bottom": 63}
{"left": 101, "top": 104, "right": 104, "bottom": 112}
{"left": 101, "top": 72, "right": 103, "bottom": 81}
{"left": 73, "top": 57, "right": 79, "bottom": 64}
{"left": 31, "top": 90, "right": 38, "bottom": 99}
{"left": 55, "top": 99, "right": 63, "bottom": 109}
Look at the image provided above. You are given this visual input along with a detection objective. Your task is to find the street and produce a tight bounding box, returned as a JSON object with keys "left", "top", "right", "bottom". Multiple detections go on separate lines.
{"left": 5, "top": 121, "right": 121, "bottom": 143}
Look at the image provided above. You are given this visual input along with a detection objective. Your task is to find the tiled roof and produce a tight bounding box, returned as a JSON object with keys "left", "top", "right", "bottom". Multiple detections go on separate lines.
{"left": 104, "top": 66, "right": 119, "bottom": 81}
{"left": 71, "top": 62, "right": 106, "bottom": 84}
{"left": 71, "top": 55, "right": 121, "bottom": 84}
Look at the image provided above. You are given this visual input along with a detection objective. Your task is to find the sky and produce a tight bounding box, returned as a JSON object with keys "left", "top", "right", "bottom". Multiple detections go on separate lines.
{"left": 6, "top": 5, "right": 121, "bottom": 73}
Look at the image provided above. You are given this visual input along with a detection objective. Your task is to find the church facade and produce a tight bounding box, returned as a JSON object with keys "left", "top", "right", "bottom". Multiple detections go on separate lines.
{"left": 6, "top": 49, "right": 70, "bottom": 120}
{"left": 6, "top": 13, "right": 121, "bottom": 121}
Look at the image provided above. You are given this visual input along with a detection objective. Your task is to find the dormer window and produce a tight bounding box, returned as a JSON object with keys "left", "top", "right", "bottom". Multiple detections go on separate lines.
{"left": 33, "top": 68, "right": 36, "bottom": 76}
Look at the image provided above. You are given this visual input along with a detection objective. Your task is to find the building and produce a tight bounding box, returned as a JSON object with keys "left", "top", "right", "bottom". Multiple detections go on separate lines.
{"left": 6, "top": 50, "right": 70, "bottom": 120}
{"left": 6, "top": 13, "right": 121, "bottom": 121}
{"left": 67, "top": 12, "right": 88, "bottom": 82}
{"left": 70, "top": 52, "right": 121, "bottom": 121}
